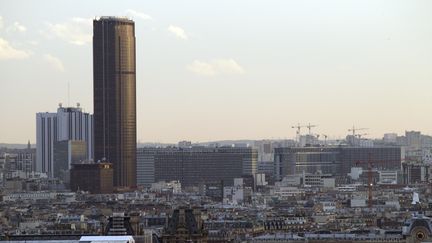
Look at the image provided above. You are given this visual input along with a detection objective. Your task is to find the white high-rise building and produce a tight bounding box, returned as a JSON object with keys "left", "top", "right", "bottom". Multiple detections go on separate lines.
{"left": 36, "top": 103, "right": 93, "bottom": 177}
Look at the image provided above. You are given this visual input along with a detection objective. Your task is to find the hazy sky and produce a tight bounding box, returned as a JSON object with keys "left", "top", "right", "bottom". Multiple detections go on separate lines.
{"left": 0, "top": 0, "right": 431, "bottom": 143}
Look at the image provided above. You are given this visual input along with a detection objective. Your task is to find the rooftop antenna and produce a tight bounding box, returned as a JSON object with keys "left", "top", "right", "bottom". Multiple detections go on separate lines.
{"left": 68, "top": 81, "right": 70, "bottom": 107}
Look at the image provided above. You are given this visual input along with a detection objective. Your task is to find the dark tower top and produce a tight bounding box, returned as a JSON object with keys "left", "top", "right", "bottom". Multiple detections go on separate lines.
{"left": 93, "top": 17, "right": 137, "bottom": 188}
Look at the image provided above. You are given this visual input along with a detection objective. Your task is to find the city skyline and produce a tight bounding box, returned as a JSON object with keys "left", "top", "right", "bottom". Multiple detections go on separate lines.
{"left": 1, "top": 0, "right": 432, "bottom": 143}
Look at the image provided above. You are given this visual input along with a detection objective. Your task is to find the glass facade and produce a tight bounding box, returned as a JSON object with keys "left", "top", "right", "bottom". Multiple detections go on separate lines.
{"left": 53, "top": 140, "right": 87, "bottom": 183}
{"left": 93, "top": 17, "right": 136, "bottom": 187}
{"left": 70, "top": 162, "right": 114, "bottom": 194}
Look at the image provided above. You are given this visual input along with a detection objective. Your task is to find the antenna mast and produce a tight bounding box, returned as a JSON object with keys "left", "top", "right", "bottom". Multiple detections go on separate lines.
{"left": 68, "top": 81, "right": 70, "bottom": 107}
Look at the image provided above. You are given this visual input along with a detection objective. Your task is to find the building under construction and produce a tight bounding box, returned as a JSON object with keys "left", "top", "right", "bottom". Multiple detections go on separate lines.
{"left": 274, "top": 146, "right": 401, "bottom": 180}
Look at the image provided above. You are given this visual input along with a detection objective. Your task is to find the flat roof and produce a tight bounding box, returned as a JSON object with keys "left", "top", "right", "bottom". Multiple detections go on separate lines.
{"left": 96, "top": 16, "right": 133, "bottom": 23}
{"left": 79, "top": 236, "right": 134, "bottom": 242}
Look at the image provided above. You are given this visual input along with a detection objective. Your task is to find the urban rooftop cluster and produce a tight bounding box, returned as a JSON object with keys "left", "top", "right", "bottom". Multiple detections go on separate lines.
{"left": 1, "top": 15, "right": 432, "bottom": 243}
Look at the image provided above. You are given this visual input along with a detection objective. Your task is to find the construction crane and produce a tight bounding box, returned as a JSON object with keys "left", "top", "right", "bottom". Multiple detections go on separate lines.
{"left": 355, "top": 156, "right": 401, "bottom": 208}
{"left": 354, "top": 155, "right": 375, "bottom": 208}
{"left": 355, "top": 133, "right": 368, "bottom": 139}
{"left": 306, "top": 123, "right": 318, "bottom": 135}
{"left": 291, "top": 123, "right": 307, "bottom": 137}
{"left": 322, "top": 134, "right": 328, "bottom": 145}
{"left": 367, "top": 157, "right": 373, "bottom": 209}
{"left": 348, "top": 126, "right": 368, "bottom": 136}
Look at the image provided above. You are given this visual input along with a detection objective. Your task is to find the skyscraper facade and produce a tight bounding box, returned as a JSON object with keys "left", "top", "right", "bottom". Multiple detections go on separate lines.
{"left": 53, "top": 140, "right": 87, "bottom": 184}
{"left": 36, "top": 104, "right": 93, "bottom": 177}
{"left": 93, "top": 17, "right": 137, "bottom": 188}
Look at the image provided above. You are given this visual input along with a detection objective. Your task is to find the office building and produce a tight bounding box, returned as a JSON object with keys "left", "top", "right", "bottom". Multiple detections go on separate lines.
{"left": 378, "top": 171, "right": 399, "bottom": 185}
{"left": 137, "top": 147, "right": 257, "bottom": 187}
{"left": 70, "top": 162, "right": 113, "bottom": 194}
{"left": 274, "top": 146, "right": 401, "bottom": 180}
{"left": 274, "top": 147, "right": 340, "bottom": 180}
{"left": 136, "top": 147, "right": 156, "bottom": 186}
{"left": 339, "top": 147, "right": 401, "bottom": 176}
{"left": 93, "top": 17, "right": 136, "bottom": 188}
{"left": 53, "top": 140, "right": 87, "bottom": 183}
{"left": 383, "top": 133, "right": 398, "bottom": 144}
{"left": 0, "top": 144, "right": 35, "bottom": 174}
{"left": 36, "top": 104, "right": 93, "bottom": 177}
{"left": 402, "top": 162, "right": 429, "bottom": 184}
{"left": 278, "top": 173, "right": 335, "bottom": 188}
{"left": 15, "top": 153, "right": 35, "bottom": 173}
{"left": 257, "top": 161, "right": 275, "bottom": 176}
{"left": 406, "top": 131, "right": 422, "bottom": 148}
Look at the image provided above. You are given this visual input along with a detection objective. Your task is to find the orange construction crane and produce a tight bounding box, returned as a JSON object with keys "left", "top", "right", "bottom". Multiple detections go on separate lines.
{"left": 367, "top": 155, "right": 373, "bottom": 208}
{"left": 355, "top": 155, "right": 399, "bottom": 208}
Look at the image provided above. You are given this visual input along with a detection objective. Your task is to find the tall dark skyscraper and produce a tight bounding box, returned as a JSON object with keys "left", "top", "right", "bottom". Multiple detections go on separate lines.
{"left": 93, "top": 17, "right": 136, "bottom": 188}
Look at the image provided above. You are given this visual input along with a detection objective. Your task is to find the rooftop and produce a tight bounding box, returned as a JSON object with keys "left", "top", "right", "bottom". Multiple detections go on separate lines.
{"left": 96, "top": 16, "right": 134, "bottom": 23}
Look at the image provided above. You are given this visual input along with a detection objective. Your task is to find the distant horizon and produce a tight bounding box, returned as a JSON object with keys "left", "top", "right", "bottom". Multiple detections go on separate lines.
{"left": 0, "top": 130, "right": 429, "bottom": 146}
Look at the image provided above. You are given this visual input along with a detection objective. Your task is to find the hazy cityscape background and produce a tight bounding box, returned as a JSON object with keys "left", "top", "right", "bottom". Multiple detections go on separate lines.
{"left": 1, "top": 1, "right": 432, "bottom": 243}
